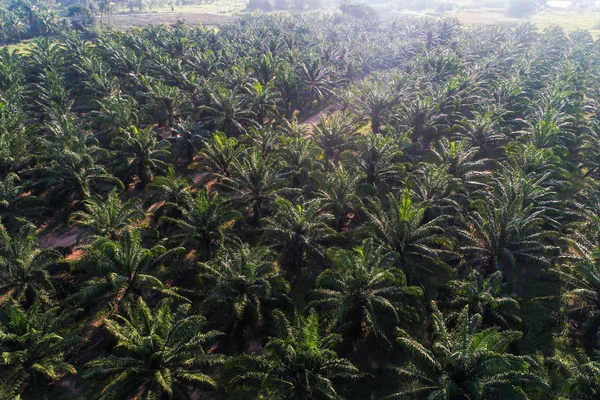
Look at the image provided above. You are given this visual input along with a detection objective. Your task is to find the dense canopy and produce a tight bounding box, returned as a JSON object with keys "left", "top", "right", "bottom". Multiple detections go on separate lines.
{"left": 1, "top": 10, "right": 600, "bottom": 400}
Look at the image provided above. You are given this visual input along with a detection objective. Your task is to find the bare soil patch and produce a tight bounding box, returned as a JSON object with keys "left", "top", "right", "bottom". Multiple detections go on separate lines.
{"left": 109, "top": 12, "right": 236, "bottom": 28}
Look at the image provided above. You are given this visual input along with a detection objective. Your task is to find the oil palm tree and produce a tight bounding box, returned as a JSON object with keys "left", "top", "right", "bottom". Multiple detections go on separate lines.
{"left": 457, "top": 182, "right": 559, "bottom": 277}
{"left": 0, "top": 224, "right": 61, "bottom": 306}
{"left": 192, "top": 131, "right": 244, "bottom": 179}
{"left": 444, "top": 270, "right": 521, "bottom": 330}
{"left": 229, "top": 310, "right": 360, "bottom": 400}
{"left": 110, "top": 126, "right": 171, "bottom": 189}
{"left": 73, "top": 227, "right": 185, "bottom": 313}
{"left": 313, "top": 112, "right": 359, "bottom": 168}
{"left": 200, "top": 85, "right": 254, "bottom": 135}
{"left": 83, "top": 297, "right": 224, "bottom": 399}
{"left": 0, "top": 298, "right": 78, "bottom": 399}
{"left": 245, "top": 80, "right": 283, "bottom": 125}
{"left": 315, "top": 165, "right": 363, "bottom": 232}
{"left": 0, "top": 172, "right": 45, "bottom": 232}
{"left": 32, "top": 142, "right": 121, "bottom": 208}
{"left": 278, "top": 135, "right": 321, "bottom": 190}
{"left": 216, "top": 149, "right": 286, "bottom": 227}
{"left": 555, "top": 250, "right": 600, "bottom": 351}
{"left": 162, "top": 189, "right": 241, "bottom": 261}
{"left": 353, "top": 133, "right": 402, "bottom": 188}
{"left": 309, "top": 239, "right": 423, "bottom": 346}
{"left": 454, "top": 112, "right": 507, "bottom": 157}
{"left": 390, "top": 302, "right": 547, "bottom": 399}
{"left": 265, "top": 198, "right": 334, "bottom": 276}
{"left": 143, "top": 167, "right": 194, "bottom": 221}
{"left": 172, "top": 118, "right": 209, "bottom": 167}
{"left": 364, "top": 190, "right": 452, "bottom": 285}
{"left": 346, "top": 74, "right": 397, "bottom": 133}
{"left": 198, "top": 243, "right": 290, "bottom": 351}
{"left": 142, "top": 80, "right": 190, "bottom": 127}
{"left": 545, "top": 350, "right": 600, "bottom": 400}
{"left": 69, "top": 188, "right": 145, "bottom": 242}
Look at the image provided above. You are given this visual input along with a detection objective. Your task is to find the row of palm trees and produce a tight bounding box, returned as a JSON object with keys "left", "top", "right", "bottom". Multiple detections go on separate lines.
{"left": 2, "top": 12, "right": 600, "bottom": 399}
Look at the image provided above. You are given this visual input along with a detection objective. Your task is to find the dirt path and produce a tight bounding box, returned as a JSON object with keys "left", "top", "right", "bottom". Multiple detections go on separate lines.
{"left": 301, "top": 104, "right": 337, "bottom": 129}
{"left": 39, "top": 227, "right": 81, "bottom": 249}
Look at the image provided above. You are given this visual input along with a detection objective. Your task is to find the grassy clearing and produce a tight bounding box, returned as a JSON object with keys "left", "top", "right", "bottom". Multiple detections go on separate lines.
{"left": 4, "top": 40, "right": 34, "bottom": 54}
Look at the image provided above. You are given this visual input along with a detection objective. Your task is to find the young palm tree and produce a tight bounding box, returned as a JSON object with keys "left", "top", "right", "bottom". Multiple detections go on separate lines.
{"left": 364, "top": 190, "right": 452, "bottom": 285}
{"left": 390, "top": 302, "right": 547, "bottom": 399}
{"left": 265, "top": 198, "right": 334, "bottom": 276}
{"left": 69, "top": 188, "right": 145, "bottom": 241}
{"left": 309, "top": 239, "right": 423, "bottom": 346}
{"left": 0, "top": 224, "right": 61, "bottom": 306}
{"left": 162, "top": 189, "right": 241, "bottom": 261}
{"left": 84, "top": 297, "right": 224, "bottom": 399}
{"left": 229, "top": 310, "right": 360, "bottom": 400}
{"left": 199, "top": 243, "right": 290, "bottom": 351}
{"left": 110, "top": 126, "right": 171, "bottom": 189}
{"left": 0, "top": 298, "right": 78, "bottom": 398}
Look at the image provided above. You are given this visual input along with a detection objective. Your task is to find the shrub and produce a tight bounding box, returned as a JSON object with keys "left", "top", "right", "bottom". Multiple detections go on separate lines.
{"left": 67, "top": 3, "right": 96, "bottom": 31}
{"left": 247, "top": 0, "right": 273, "bottom": 10}
{"left": 339, "top": 0, "right": 378, "bottom": 19}
{"left": 506, "top": 0, "right": 537, "bottom": 17}
{"left": 436, "top": 2, "right": 455, "bottom": 12}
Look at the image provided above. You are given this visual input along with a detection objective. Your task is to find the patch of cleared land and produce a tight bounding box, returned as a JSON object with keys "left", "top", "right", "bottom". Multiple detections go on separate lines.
{"left": 392, "top": 7, "right": 600, "bottom": 36}
{"left": 109, "top": 11, "right": 236, "bottom": 28}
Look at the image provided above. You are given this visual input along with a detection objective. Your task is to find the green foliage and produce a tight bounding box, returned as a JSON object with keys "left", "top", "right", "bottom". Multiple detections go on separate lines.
{"left": 228, "top": 310, "right": 360, "bottom": 399}
{"left": 391, "top": 302, "right": 547, "bottom": 399}
{"left": 1, "top": 12, "right": 600, "bottom": 400}
{"left": 83, "top": 297, "right": 224, "bottom": 399}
